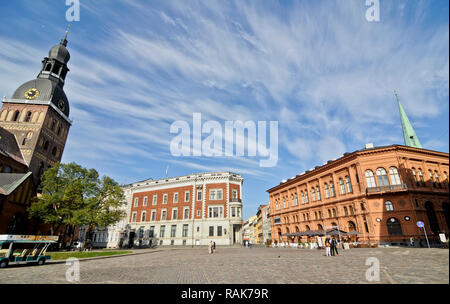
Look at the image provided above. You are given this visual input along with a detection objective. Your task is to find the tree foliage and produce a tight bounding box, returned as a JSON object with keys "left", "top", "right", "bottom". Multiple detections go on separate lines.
{"left": 28, "top": 162, "right": 125, "bottom": 237}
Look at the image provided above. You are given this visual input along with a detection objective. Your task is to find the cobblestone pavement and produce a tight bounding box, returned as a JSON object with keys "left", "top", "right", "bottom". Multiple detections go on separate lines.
{"left": 0, "top": 247, "right": 448, "bottom": 284}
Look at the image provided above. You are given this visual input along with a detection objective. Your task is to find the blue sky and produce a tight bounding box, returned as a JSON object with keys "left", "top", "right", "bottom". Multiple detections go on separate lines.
{"left": 0, "top": 0, "right": 448, "bottom": 220}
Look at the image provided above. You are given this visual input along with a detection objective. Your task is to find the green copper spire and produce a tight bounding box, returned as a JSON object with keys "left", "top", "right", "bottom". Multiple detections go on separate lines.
{"left": 394, "top": 90, "right": 422, "bottom": 148}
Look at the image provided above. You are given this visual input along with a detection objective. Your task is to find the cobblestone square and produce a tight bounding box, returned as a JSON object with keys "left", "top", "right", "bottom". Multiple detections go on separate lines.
{"left": 0, "top": 247, "right": 448, "bottom": 284}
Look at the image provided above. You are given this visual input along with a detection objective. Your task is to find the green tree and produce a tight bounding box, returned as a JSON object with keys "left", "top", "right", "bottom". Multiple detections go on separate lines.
{"left": 28, "top": 162, "right": 125, "bottom": 247}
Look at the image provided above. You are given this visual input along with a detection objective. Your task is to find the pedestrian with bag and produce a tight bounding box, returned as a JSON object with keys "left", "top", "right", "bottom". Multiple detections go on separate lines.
{"left": 325, "top": 238, "right": 331, "bottom": 256}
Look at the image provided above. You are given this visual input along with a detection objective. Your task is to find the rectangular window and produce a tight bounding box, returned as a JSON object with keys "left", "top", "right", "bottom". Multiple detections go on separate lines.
{"left": 151, "top": 210, "right": 156, "bottom": 221}
{"left": 172, "top": 209, "right": 178, "bottom": 220}
{"left": 208, "top": 206, "right": 223, "bottom": 218}
{"left": 152, "top": 195, "right": 157, "bottom": 205}
{"left": 183, "top": 224, "right": 189, "bottom": 237}
{"left": 160, "top": 226, "right": 165, "bottom": 238}
{"left": 210, "top": 189, "right": 223, "bottom": 200}
{"left": 163, "top": 194, "right": 168, "bottom": 204}
{"left": 197, "top": 190, "right": 202, "bottom": 201}
{"left": 209, "top": 226, "right": 214, "bottom": 237}
{"left": 171, "top": 225, "right": 177, "bottom": 237}
{"left": 184, "top": 207, "right": 189, "bottom": 219}
{"left": 217, "top": 226, "right": 222, "bottom": 236}
{"left": 232, "top": 189, "right": 238, "bottom": 199}
{"left": 149, "top": 226, "right": 155, "bottom": 238}
{"left": 143, "top": 196, "right": 148, "bottom": 206}
{"left": 134, "top": 197, "right": 139, "bottom": 207}
{"left": 161, "top": 210, "right": 167, "bottom": 221}
{"left": 185, "top": 191, "right": 190, "bottom": 202}
{"left": 231, "top": 207, "right": 236, "bottom": 217}
{"left": 173, "top": 192, "right": 178, "bottom": 203}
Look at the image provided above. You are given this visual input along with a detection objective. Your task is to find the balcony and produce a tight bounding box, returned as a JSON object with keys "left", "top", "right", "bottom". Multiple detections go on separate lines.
{"left": 230, "top": 198, "right": 242, "bottom": 203}
{"left": 366, "top": 184, "right": 407, "bottom": 194}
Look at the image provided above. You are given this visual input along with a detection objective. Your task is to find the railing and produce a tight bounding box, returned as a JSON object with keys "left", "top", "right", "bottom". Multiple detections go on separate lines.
{"left": 366, "top": 184, "right": 407, "bottom": 194}
{"left": 230, "top": 198, "right": 242, "bottom": 203}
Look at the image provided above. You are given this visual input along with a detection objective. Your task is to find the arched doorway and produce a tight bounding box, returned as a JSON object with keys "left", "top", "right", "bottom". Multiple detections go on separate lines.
{"left": 348, "top": 221, "right": 357, "bottom": 241}
{"left": 442, "top": 203, "right": 450, "bottom": 231}
{"left": 387, "top": 218, "right": 402, "bottom": 236}
{"left": 277, "top": 228, "right": 282, "bottom": 243}
{"left": 425, "top": 202, "right": 440, "bottom": 235}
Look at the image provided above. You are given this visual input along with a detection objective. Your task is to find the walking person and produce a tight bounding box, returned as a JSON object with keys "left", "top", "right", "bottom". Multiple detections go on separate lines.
{"left": 331, "top": 237, "right": 339, "bottom": 256}
{"left": 249, "top": 239, "right": 253, "bottom": 249}
{"left": 208, "top": 240, "right": 213, "bottom": 254}
{"left": 213, "top": 241, "right": 216, "bottom": 253}
{"left": 325, "top": 238, "right": 331, "bottom": 256}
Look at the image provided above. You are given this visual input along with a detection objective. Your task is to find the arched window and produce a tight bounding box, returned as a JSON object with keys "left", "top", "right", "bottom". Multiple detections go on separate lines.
{"left": 52, "top": 147, "right": 57, "bottom": 156}
{"left": 314, "top": 212, "right": 318, "bottom": 220}
{"left": 332, "top": 208, "right": 336, "bottom": 217}
{"left": 429, "top": 170, "right": 436, "bottom": 187}
{"left": 43, "top": 141, "right": 49, "bottom": 151}
{"left": 328, "top": 209, "right": 332, "bottom": 218}
{"left": 387, "top": 218, "right": 402, "bottom": 235}
{"left": 51, "top": 120, "right": 56, "bottom": 131}
{"left": 385, "top": 201, "right": 394, "bottom": 211}
{"left": 412, "top": 168, "right": 418, "bottom": 185}
{"left": 12, "top": 110, "right": 20, "bottom": 122}
{"left": 295, "top": 194, "right": 298, "bottom": 205}
{"left": 349, "top": 205, "right": 354, "bottom": 215}
{"left": 301, "top": 192, "right": 305, "bottom": 204}
{"left": 425, "top": 202, "right": 440, "bottom": 235}
{"left": 318, "top": 211, "right": 322, "bottom": 219}
{"left": 316, "top": 186, "right": 321, "bottom": 200}
{"left": 365, "top": 170, "right": 377, "bottom": 188}
{"left": 376, "top": 168, "right": 389, "bottom": 187}
{"left": 24, "top": 111, "right": 32, "bottom": 122}
{"left": 311, "top": 188, "right": 316, "bottom": 201}
{"left": 339, "top": 178, "right": 346, "bottom": 194}
{"left": 434, "top": 171, "right": 441, "bottom": 188}
{"left": 329, "top": 182, "right": 335, "bottom": 197}
{"left": 305, "top": 225, "right": 310, "bottom": 231}
{"left": 389, "top": 167, "right": 401, "bottom": 185}
{"left": 57, "top": 126, "right": 62, "bottom": 136}
{"left": 324, "top": 184, "right": 330, "bottom": 198}
{"left": 418, "top": 169, "right": 425, "bottom": 185}
{"left": 305, "top": 191, "right": 309, "bottom": 203}
{"left": 346, "top": 176, "right": 352, "bottom": 193}
{"left": 344, "top": 206, "right": 348, "bottom": 216}
{"left": 317, "top": 224, "right": 323, "bottom": 230}
{"left": 348, "top": 221, "right": 356, "bottom": 232}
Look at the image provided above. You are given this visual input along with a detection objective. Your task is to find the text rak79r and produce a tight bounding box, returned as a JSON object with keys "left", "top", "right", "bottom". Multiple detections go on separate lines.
{"left": 180, "top": 288, "right": 269, "bottom": 301}
{"left": 225, "top": 289, "right": 269, "bottom": 299}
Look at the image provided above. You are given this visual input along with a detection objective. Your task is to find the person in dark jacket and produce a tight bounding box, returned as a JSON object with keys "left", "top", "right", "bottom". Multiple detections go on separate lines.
{"left": 331, "top": 237, "right": 339, "bottom": 256}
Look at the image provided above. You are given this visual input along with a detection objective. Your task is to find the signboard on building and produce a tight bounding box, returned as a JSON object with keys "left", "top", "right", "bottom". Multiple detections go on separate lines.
{"left": 0, "top": 235, "right": 59, "bottom": 242}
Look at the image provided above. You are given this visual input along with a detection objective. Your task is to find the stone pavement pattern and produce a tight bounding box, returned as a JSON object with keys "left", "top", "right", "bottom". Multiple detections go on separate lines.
{"left": 0, "top": 247, "right": 448, "bottom": 284}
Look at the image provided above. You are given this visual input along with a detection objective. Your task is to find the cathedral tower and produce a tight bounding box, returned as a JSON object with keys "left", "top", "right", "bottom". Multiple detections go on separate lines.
{"left": 0, "top": 29, "right": 73, "bottom": 183}
{"left": 395, "top": 91, "right": 422, "bottom": 149}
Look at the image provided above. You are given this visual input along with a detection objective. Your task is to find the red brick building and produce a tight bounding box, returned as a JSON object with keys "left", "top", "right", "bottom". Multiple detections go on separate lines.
{"left": 267, "top": 145, "right": 449, "bottom": 246}
{"left": 127, "top": 172, "right": 244, "bottom": 246}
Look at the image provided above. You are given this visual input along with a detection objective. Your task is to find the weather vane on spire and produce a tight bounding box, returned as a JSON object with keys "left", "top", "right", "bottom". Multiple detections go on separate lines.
{"left": 61, "top": 24, "right": 71, "bottom": 46}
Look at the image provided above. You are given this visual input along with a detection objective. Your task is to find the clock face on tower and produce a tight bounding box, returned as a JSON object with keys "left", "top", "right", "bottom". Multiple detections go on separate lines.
{"left": 24, "top": 88, "right": 39, "bottom": 100}
{"left": 57, "top": 99, "right": 66, "bottom": 112}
